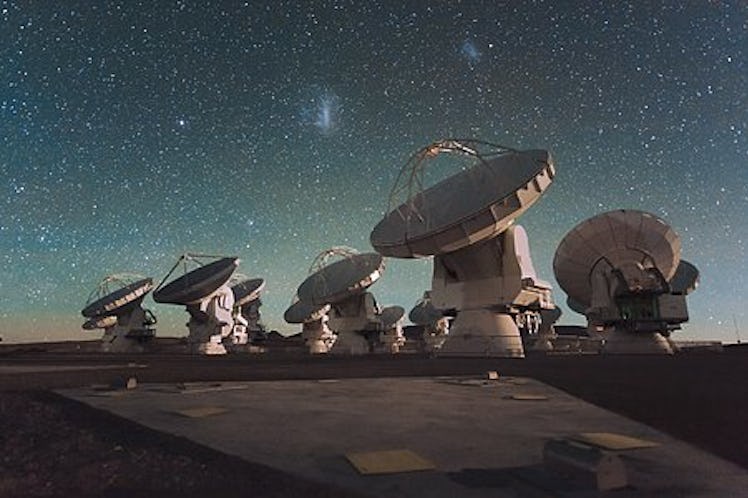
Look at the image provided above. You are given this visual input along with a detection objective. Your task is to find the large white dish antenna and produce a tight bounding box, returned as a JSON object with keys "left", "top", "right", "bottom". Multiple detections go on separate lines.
{"left": 284, "top": 300, "right": 331, "bottom": 324}
{"left": 370, "top": 141, "right": 554, "bottom": 258}
{"left": 231, "top": 277, "right": 266, "bottom": 307}
{"left": 553, "top": 210, "right": 681, "bottom": 307}
{"left": 154, "top": 256, "right": 239, "bottom": 305}
{"left": 296, "top": 252, "right": 384, "bottom": 305}
{"left": 81, "top": 277, "right": 154, "bottom": 318}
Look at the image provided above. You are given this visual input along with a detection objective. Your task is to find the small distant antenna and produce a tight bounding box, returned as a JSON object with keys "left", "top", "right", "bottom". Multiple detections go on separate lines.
{"left": 734, "top": 314, "right": 742, "bottom": 344}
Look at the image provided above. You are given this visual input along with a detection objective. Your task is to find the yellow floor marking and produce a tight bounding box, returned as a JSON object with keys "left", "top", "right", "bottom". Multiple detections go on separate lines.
{"left": 173, "top": 406, "right": 228, "bottom": 418}
{"left": 571, "top": 432, "right": 660, "bottom": 450}
{"left": 346, "top": 449, "right": 435, "bottom": 475}
{"left": 508, "top": 394, "right": 549, "bottom": 401}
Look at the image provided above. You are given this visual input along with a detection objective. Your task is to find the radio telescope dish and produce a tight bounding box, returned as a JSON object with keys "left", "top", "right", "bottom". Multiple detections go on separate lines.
{"left": 297, "top": 251, "right": 384, "bottom": 305}
{"left": 409, "top": 298, "right": 444, "bottom": 326}
{"left": 670, "top": 260, "right": 699, "bottom": 295}
{"left": 80, "top": 274, "right": 157, "bottom": 353}
{"left": 370, "top": 139, "right": 556, "bottom": 358}
{"left": 82, "top": 315, "right": 118, "bottom": 330}
{"left": 377, "top": 305, "right": 407, "bottom": 353}
{"left": 409, "top": 291, "right": 451, "bottom": 354}
{"left": 226, "top": 276, "right": 267, "bottom": 349}
{"left": 231, "top": 277, "right": 266, "bottom": 307}
{"left": 553, "top": 209, "right": 680, "bottom": 308}
{"left": 154, "top": 256, "right": 239, "bottom": 305}
{"left": 371, "top": 140, "right": 554, "bottom": 258}
{"left": 380, "top": 305, "right": 405, "bottom": 329}
{"left": 553, "top": 210, "right": 697, "bottom": 354}
{"left": 284, "top": 300, "right": 331, "bottom": 324}
{"left": 286, "top": 298, "right": 337, "bottom": 354}
{"left": 82, "top": 276, "right": 153, "bottom": 318}
{"left": 286, "top": 247, "right": 401, "bottom": 355}
{"left": 154, "top": 254, "right": 240, "bottom": 355}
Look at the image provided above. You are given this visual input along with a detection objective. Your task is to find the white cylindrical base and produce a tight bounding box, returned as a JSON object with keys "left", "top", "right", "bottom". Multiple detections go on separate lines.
{"left": 191, "top": 335, "right": 227, "bottom": 355}
{"left": 439, "top": 310, "right": 525, "bottom": 358}
{"left": 379, "top": 329, "right": 406, "bottom": 354}
{"left": 329, "top": 331, "right": 370, "bottom": 355}
{"left": 603, "top": 329, "right": 673, "bottom": 354}
{"left": 302, "top": 320, "right": 336, "bottom": 354}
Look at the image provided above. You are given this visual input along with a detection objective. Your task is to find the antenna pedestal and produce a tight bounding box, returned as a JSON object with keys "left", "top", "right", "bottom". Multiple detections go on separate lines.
{"left": 328, "top": 292, "right": 379, "bottom": 355}
{"left": 225, "top": 312, "right": 249, "bottom": 350}
{"left": 422, "top": 317, "right": 450, "bottom": 353}
{"left": 432, "top": 227, "right": 553, "bottom": 358}
{"left": 99, "top": 307, "right": 156, "bottom": 353}
{"left": 603, "top": 329, "right": 674, "bottom": 355}
{"left": 185, "top": 285, "right": 234, "bottom": 355}
{"left": 242, "top": 300, "right": 265, "bottom": 341}
{"left": 329, "top": 331, "right": 369, "bottom": 355}
{"left": 438, "top": 311, "right": 524, "bottom": 357}
{"left": 303, "top": 318, "right": 337, "bottom": 354}
{"left": 377, "top": 324, "right": 406, "bottom": 353}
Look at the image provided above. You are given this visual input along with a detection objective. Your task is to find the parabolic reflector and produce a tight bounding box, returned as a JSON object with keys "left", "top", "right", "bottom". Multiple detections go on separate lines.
{"left": 82, "top": 277, "right": 154, "bottom": 318}
{"left": 82, "top": 315, "right": 118, "bottom": 330}
{"left": 670, "top": 260, "right": 699, "bottom": 295}
{"left": 232, "top": 278, "right": 266, "bottom": 307}
{"left": 409, "top": 300, "right": 444, "bottom": 325}
{"left": 379, "top": 305, "right": 405, "bottom": 329}
{"left": 553, "top": 210, "right": 681, "bottom": 307}
{"left": 154, "top": 257, "right": 239, "bottom": 305}
{"left": 284, "top": 300, "right": 331, "bottom": 324}
{"left": 296, "top": 252, "right": 384, "bottom": 305}
{"left": 370, "top": 149, "right": 555, "bottom": 257}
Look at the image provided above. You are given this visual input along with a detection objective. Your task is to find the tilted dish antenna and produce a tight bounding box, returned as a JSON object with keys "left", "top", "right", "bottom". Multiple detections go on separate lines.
{"left": 154, "top": 253, "right": 240, "bottom": 354}
{"left": 370, "top": 138, "right": 557, "bottom": 357}
{"left": 81, "top": 274, "right": 157, "bottom": 353}
{"left": 230, "top": 276, "right": 266, "bottom": 308}
{"left": 371, "top": 139, "right": 552, "bottom": 257}
{"left": 284, "top": 298, "right": 332, "bottom": 324}
{"left": 289, "top": 247, "right": 392, "bottom": 355}
{"left": 284, "top": 294, "right": 335, "bottom": 354}
{"left": 82, "top": 274, "right": 153, "bottom": 319}
{"left": 378, "top": 305, "right": 407, "bottom": 353}
{"left": 297, "top": 249, "right": 385, "bottom": 306}
{"left": 409, "top": 291, "right": 450, "bottom": 354}
{"left": 553, "top": 210, "right": 697, "bottom": 354}
{"left": 228, "top": 275, "right": 267, "bottom": 348}
{"left": 380, "top": 305, "right": 406, "bottom": 329}
{"left": 154, "top": 253, "right": 239, "bottom": 305}
{"left": 669, "top": 260, "right": 699, "bottom": 295}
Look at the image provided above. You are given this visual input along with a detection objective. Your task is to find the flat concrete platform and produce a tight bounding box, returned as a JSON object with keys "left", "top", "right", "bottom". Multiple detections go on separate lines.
{"left": 61, "top": 376, "right": 748, "bottom": 497}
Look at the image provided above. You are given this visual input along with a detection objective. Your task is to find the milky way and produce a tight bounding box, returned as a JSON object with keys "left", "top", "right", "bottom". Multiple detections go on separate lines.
{"left": 1, "top": 2, "right": 746, "bottom": 343}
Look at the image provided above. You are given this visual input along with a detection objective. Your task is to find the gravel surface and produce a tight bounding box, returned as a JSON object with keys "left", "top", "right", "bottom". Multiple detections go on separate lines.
{"left": 0, "top": 390, "right": 362, "bottom": 498}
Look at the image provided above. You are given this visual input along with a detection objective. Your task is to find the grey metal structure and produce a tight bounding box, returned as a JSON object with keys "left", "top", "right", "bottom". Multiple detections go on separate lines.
{"left": 284, "top": 247, "right": 405, "bottom": 354}
{"left": 553, "top": 210, "right": 699, "bottom": 354}
{"left": 81, "top": 275, "right": 157, "bottom": 353}
{"left": 284, "top": 299, "right": 336, "bottom": 354}
{"left": 370, "top": 139, "right": 558, "bottom": 357}
{"left": 408, "top": 291, "right": 450, "bottom": 354}
{"left": 154, "top": 254, "right": 239, "bottom": 355}
{"left": 229, "top": 276, "right": 266, "bottom": 348}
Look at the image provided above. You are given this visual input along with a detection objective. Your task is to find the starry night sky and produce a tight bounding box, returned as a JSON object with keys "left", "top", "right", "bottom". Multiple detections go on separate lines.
{"left": 1, "top": 1, "right": 746, "bottom": 344}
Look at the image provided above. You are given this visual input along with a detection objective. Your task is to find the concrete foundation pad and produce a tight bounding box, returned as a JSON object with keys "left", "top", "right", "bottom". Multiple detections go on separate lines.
{"left": 60, "top": 377, "right": 748, "bottom": 497}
